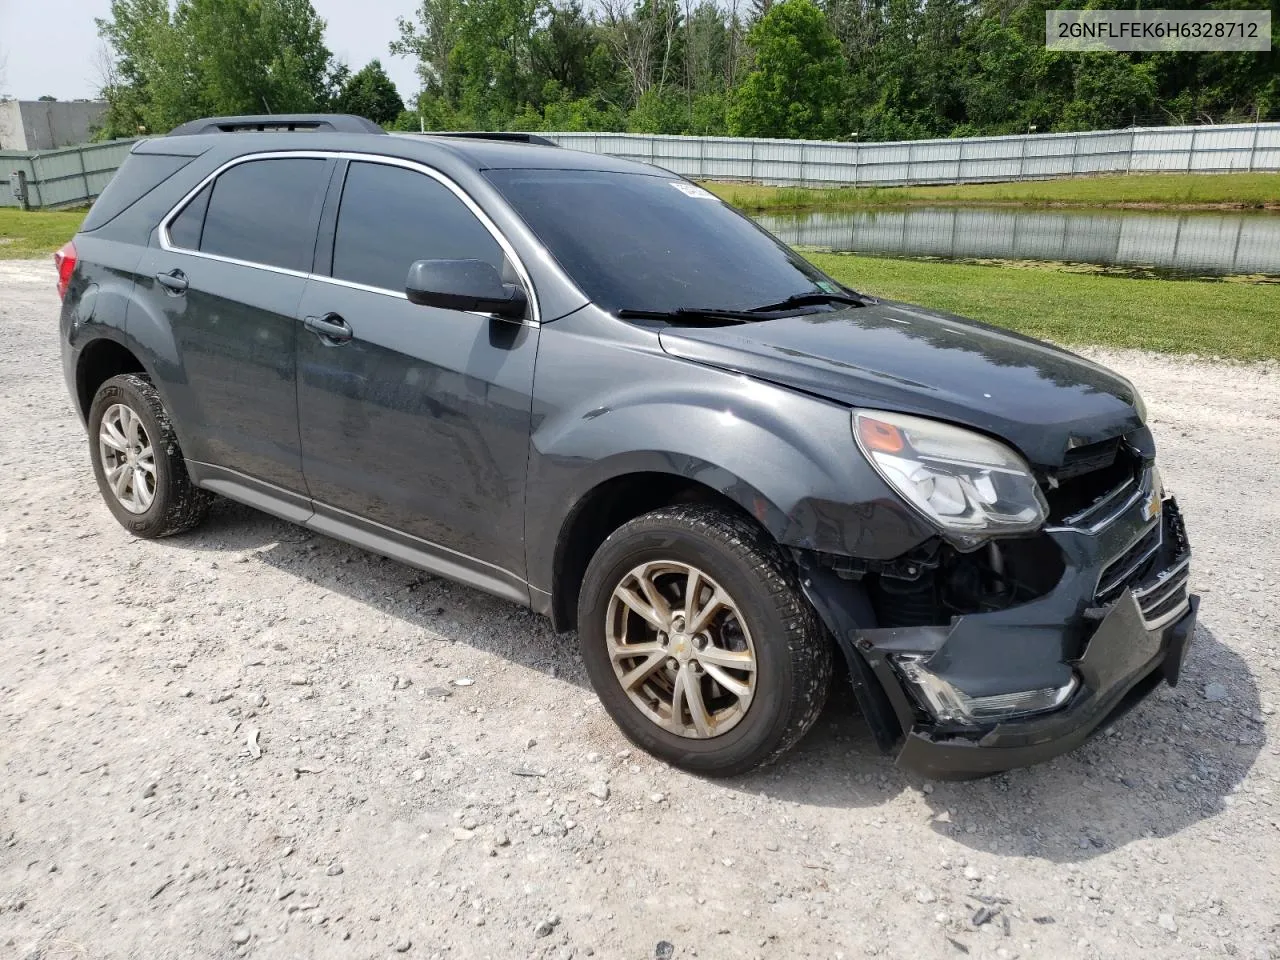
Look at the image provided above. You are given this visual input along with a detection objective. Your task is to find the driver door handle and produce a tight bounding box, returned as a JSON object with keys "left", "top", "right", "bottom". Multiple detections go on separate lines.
{"left": 304, "top": 313, "right": 353, "bottom": 344}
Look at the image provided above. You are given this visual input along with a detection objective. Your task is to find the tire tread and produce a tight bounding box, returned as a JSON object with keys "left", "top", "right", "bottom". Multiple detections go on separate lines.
{"left": 90, "top": 373, "right": 211, "bottom": 538}
{"left": 581, "top": 503, "right": 832, "bottom": 775}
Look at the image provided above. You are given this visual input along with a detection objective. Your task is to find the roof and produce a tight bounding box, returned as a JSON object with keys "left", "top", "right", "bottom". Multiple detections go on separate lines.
{"left": 407, "top": 134, "right": 656, "bottom": 174}
{"left": 136, "top": 120, "right": 661, "bottom": 177}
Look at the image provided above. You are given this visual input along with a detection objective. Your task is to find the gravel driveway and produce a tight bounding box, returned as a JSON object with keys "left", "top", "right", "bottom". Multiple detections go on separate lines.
{"left": 1, "top": 257, "right": 1277, "bottom": 960}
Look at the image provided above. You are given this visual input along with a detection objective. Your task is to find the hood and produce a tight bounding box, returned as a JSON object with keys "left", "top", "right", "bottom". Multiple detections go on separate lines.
{"left": 658, "top": 300, "right": 1143, "bottom": 468}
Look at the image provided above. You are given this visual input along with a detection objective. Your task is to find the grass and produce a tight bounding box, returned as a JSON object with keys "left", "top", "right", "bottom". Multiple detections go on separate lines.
{"left": 707, "top": 172, "right": 1280, "bottom": 213}
{"left": 809, "top": 252, "right": 1280, "bottom": 361}
{"left": 0, "top": 208, "right": 85, "bottom": 259}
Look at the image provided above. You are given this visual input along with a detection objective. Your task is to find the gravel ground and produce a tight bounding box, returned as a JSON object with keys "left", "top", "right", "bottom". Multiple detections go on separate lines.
{"left": 1, "top": 257, "right": 1278, "bottom": 960}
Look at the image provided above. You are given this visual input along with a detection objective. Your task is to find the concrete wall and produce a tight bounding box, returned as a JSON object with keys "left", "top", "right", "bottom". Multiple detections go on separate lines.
{"left": 0, "top": 101, "right": 109, "bottom": 151}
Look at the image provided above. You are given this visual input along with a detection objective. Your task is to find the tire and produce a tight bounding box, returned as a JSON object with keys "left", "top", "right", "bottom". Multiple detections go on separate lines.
{"left": 578, "top": 504, "right": 832, "bottom": 777}
{"left": 87, "top": 373, "right": 211, "bottom": 538}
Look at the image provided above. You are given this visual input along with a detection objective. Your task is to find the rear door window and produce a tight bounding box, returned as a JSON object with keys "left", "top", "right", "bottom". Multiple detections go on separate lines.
{"left": 331, "top": 161, "right": 505, "bottom": 294}
{"left": 198, "top": 158, "right": 329, "bottom": 273}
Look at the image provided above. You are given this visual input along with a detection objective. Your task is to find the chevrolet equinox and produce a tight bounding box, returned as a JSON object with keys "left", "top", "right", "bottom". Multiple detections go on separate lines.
{"left": 56, "top": 114, "right": 1198, "bottom": 778}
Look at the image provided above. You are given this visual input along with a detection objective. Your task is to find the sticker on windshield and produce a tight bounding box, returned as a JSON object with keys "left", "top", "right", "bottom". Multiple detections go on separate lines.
{"left": 668, "top": 181, "right": 718, "bottom": 200}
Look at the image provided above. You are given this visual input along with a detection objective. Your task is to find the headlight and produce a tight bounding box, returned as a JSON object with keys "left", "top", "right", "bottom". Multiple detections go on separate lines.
{"left": 853, "top": 410, "right": 1048, "bottom": 538}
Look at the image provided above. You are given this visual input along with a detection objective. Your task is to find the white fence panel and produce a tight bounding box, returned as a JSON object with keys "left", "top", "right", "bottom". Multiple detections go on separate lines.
{"left": 3, "top": 123, "right": 1278, "bottom": 208}
{"left": 543, "top": 123, "right": 1279, "bottom": 186}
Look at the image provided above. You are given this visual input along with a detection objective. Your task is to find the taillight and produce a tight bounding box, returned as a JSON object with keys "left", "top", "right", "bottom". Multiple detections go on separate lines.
{"left": 54, "top": 241, "right": 77, "bottom": 300}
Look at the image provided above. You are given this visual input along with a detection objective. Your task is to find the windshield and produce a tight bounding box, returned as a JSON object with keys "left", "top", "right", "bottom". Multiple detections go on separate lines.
{"left": 484, "top": 169, "right": 842, "bottom": 315}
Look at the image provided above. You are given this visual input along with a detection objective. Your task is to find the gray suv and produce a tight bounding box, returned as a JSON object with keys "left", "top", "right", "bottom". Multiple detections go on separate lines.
{"left": 57, "top": 114, "right": 1197, "bottom": 778}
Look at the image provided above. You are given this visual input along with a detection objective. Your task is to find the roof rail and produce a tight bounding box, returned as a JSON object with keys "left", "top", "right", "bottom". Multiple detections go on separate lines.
{"left": 427, "top": 131, "right": 560, "bottom": 148}
{"left": 167, "top": 114, "right": 386, "bottom": 136}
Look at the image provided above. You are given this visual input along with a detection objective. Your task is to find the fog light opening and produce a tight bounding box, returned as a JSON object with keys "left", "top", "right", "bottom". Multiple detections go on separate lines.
{"left": 894, "top": 656, "right": 1079, "bottom": 724}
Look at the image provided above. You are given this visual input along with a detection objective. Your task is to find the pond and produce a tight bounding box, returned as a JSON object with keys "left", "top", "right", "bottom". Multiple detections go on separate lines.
{"left": 755, "top": 206, "right": 1280, "bottom": 278}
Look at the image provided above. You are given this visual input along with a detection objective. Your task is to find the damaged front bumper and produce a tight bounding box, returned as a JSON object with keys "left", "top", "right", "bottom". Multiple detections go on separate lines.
{"left": 802, "top": 486, "right": 1197, "bottom": 779}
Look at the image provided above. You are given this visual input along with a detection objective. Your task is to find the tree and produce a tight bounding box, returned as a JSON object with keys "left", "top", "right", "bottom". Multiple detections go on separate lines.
{"left": 599, "top": 0, "right": 682, "bottom": 105}
{"left": 1057, "top": 52, "right": 1156, "bottom": 131}
{"left": 392, "top": 0, "right": 465, "bottom": 98}
{"left": 87, "top": 0, "right": 1267, "bottom": 141}
{"left": 96, "top": 0, "right": 337, "bottom": 136}
{"left": 394, "top": 0, "right": 543, "bottom": 127}
{"left": 334, "top": 60, "right": 404, "bottom": 124}
{"left": 729, "top": 0, "right": 845, "bottom": 139}
{"left": 958, "top": 19, "right": 1037, "bottom": 134}
{"left": 529, "top": 0, "right": 601, "bottom": 99}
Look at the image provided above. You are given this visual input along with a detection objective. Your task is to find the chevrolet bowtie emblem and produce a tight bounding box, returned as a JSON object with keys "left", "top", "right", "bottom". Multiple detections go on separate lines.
{"left": 1141, "top": 488, "right": 1163, "bottom": 522}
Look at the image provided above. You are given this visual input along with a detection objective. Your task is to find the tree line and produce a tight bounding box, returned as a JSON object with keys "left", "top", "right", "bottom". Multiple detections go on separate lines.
{"left": 97, "top": 0, "right": 1279, "bottom": 143}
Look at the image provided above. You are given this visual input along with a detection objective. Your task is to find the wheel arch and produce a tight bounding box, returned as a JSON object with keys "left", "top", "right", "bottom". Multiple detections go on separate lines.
{"left": 76, "top": 335, "right": 148, "bottom": 421}
{"left": 547, "top": 468, "right": 772, "bottom": 634}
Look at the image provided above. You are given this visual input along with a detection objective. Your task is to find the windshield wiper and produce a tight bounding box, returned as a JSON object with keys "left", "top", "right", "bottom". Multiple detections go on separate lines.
{"left": 616, "top": 307, "right": 762, "bottom": 325}
{"left": 615, "top": 290, "right": 865, "bottom": 325}
{"left": 746, "top": 290, "right": 866, "bottom": 313}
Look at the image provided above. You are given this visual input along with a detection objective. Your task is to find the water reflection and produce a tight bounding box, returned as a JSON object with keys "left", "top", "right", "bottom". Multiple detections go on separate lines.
{"left": 757, "top": 207, "right": 1280, "bottom": 277}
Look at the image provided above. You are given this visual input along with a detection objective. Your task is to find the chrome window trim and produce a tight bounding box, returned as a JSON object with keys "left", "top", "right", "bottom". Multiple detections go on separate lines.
{"left": 308, "top": 273, "right": 408, "bottom": 301}
{"left": 157, "top": 149, "right": 542, "bottom": 326}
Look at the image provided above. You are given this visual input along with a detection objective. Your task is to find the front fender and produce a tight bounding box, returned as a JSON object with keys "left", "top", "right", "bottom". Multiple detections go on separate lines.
{"left": 524, "top": 313, "right": 934, "bottom": 595}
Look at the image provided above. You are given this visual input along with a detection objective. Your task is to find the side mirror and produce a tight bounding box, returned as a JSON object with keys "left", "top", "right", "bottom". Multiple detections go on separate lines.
{"left": 405, "top": 259, "right": 528, "bottom": 319}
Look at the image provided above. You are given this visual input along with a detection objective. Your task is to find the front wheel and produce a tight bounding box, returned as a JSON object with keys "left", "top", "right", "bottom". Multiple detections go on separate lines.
{"left": 577, "top": 505, "right": 832, "bottom": 777}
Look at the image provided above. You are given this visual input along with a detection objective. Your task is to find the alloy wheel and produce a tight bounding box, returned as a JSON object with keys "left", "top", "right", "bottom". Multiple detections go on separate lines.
{"left": 605, "top": 560, "right": 757, "bottom": 739}
{"left": 98, "top": 403, "right": 156, "bottom": 514}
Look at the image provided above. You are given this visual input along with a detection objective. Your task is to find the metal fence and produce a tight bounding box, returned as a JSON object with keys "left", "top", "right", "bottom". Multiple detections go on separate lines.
{"left": 756, "top": 208, "right": 1280, "bottom": 276}
{"left": 3, "top": 122, "right": 1279, "bottom": 209}
{"left": 0, "top": 139, "right": 137, "bottom": 208}
{"left": 541, "top": 123, "right": 1280, "bottom": 186}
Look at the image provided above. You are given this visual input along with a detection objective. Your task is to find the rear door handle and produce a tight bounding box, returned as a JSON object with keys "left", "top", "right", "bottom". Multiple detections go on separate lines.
{"left": 156, "top": 269, "right": 188, "bottom": 294}
{"left": 304, "top": 313, "right": 353, "bottom": 345}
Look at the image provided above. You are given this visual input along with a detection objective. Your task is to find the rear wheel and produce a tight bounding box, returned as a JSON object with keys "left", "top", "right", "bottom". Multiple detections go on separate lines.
{"left": 88, "top": 373, "right": 211, "bottom": 538}
{"left": 578, "top": 504, "right": 832, "bottom": 777}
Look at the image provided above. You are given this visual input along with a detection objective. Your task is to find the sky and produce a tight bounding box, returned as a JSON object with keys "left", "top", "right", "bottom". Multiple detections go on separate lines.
{"left": 0, "top": 0, "right": 422, "bottom": 102}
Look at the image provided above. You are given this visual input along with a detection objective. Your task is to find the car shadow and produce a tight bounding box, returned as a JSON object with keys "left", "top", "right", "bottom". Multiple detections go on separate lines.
{"left": 175, "top": 499, "right": 1262, "bottom": 864}
{"left": 730, "top": 621, "right": 1262, "bottom": 863}
{"left": 172, "top": 498, "right": 589, "bottom": 680}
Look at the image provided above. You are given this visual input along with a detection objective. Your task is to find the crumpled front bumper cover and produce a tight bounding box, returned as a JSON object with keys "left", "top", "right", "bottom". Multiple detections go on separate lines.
{"left": 799, "top": 491, "right": 1196, "bottom": 780}
{"left": 892, "top": 592, "right": 1197, "bottom": 778}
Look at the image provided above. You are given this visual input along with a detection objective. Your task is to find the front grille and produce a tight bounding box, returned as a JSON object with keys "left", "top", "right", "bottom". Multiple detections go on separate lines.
{"left": 1097, "top": 521, "right": 1163, "bottom": 602}
{"left": 1095, "top": 500, "right": 1191, "bottom": 631}
{"left": 1044, "top": 439, "right": 1142, "bottom": 525}
{"left": 1133, "top": 560, "right": 1191, "bottom": 630}
{"left": 1060, "top": 437, "right": 1122, "bottom": 480}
